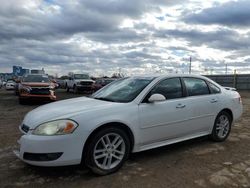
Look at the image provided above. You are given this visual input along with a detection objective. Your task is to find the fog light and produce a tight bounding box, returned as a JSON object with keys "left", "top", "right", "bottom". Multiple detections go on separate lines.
{"left": 23, "top": 152, "right": 63, "bottom": 161}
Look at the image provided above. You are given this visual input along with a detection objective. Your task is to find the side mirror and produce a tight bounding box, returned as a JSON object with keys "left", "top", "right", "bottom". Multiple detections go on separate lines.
{"left": 148, "top": 94, "right": 166, "bottom": 103}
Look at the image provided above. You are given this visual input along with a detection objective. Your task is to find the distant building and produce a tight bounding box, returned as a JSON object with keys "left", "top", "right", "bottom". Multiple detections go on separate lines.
{"left": 13, "top": 66, "right": 30, "bottom": 76}
{"left": 0, "top": 73, "right": 13, "bottom": 81}
{"left": 31, "top": 68, "right": 45, "bottom": 74}
{"left": 22, "top": 69, "right": 29, "bottom": 75}
{"left": 1, "top": 66, "right": 46, "bottom": 80}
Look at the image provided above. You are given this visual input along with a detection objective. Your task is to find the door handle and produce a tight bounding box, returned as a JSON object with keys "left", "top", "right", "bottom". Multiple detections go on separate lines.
{"left": 210, "top": 99, "right": 218, "bottom": 103}
{"left": 176, "top": 104, "right": 186, "bottom": 109}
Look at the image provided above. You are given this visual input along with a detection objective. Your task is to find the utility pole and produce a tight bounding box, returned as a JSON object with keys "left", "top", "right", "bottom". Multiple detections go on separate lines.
{"left": 225, "top": 63, "right": 228, "bottom": 75}
{"left": 233, "top": 69, "right": 237, "bottom": 88}
{"left": 189, "top": 56, "right": 192, "bottom": 74}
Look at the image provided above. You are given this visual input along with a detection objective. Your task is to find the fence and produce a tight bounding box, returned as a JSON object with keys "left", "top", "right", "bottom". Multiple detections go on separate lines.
{"left": 205, "top": 74, "right": 250, "bottom": 90}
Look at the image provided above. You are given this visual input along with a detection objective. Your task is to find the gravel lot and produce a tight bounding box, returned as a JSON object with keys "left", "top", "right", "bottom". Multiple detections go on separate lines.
{"left": 0, "top": 89, "right": 250, "bottom": 188}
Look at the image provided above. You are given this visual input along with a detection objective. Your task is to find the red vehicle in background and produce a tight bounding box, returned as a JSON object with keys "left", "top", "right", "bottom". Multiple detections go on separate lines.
{"left": 92, "top": 78, "right": 116, "bottom": 92}
{"left": 18, "top": 74, "right": 57, "bottom": 104}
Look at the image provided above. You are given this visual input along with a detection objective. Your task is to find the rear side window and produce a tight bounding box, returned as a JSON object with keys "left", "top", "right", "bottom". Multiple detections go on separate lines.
{"left": 208, "top": 82, "right": 221, "bottom": 94}
{"left": 150, "top": 78, "right": 183, "bottom": 100}
{"left": 183, "top": 78, "right": 209, "bottom": 96}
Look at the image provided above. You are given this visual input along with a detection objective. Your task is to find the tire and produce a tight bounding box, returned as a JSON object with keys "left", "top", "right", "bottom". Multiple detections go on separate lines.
{"left": 66, "top": 84, "right": 69, "bottom": 92}
{"left": 73, "top": 85, "right": 78, "bottom": 94}
{"left": 210, "top": 111, "right": 232, "bottom": 142}
{"left": 84, "top": 127, "right": 130, "bottom": 175}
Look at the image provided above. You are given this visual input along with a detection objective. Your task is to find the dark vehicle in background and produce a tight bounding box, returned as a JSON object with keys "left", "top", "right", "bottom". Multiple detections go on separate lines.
{"left": 14, "top": 81, "right": 20, "bottom": 95}
{"left": 92, "top": 78, "right": 116, "bottom": 92}
{"left": 14, "top": 76, "right": 23, "bottom": 95}
{"left": 18, "top": 74, "right": 57, "bottom": 104}
{"left": 56, "top": 79, "right": 67, "bottom": 89}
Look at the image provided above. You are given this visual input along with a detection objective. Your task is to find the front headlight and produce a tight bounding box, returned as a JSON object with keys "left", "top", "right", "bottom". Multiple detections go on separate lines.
{"left": 33, "top": 120, "right": 78, "bottom": 136}
{"left": 22, "top": 85, "right": 31, "bottom": 91}
{"left": 49, "top": 85, "right": 55, "bottom": 89}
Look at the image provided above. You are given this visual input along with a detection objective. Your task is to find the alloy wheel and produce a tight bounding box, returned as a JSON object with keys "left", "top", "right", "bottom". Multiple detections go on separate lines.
{"left": 93, "top": 133, "right": 125, "bottom": 170}
{"left": 216, "top": 115, "right": 230, "bottom": 139}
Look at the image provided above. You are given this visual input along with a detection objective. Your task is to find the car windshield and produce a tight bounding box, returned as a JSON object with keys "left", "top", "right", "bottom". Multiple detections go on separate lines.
{"left": 23, "top": 75, "right": 49, "bottom": 83}
{"left": 104, "top": 79, "right": 115, "bottom": 84}
{"left": 74, "top": 74, "right": 89, "bottom": 79}
{"left": 92, "top": 77, "right": 155, "bottom": 103}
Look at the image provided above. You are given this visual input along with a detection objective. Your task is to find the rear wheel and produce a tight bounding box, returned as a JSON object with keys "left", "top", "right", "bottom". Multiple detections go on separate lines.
{"left": 66, "top": 84, "right": 69, "bottom": 92}
{"left": 73, "top": 85, "right": 78, "bottom": 94}
{"left": 210, "top": 111, "right": 232, "bottom": 142}
{"left": 84, "top": 127, "right": 130, "bottom": 175}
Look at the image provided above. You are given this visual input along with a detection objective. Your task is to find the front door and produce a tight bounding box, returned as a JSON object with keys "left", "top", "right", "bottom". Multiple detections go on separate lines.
{"left": 138, "top": 77, "right": 192, "bottom": 146}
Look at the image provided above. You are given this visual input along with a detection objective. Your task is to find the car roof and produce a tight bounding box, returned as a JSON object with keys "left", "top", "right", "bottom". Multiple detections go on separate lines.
{"left": 25, "top": 74, "right": 47, "bottom": 76}
{"left": 131, "top": 74, "right": 208, "bottom": 80}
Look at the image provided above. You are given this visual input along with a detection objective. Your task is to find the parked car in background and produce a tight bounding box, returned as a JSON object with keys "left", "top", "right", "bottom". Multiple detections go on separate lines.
{"left": 56, "top": 79, "right": 66, "bottom": 89}
{"left": 0, "top": 80, "right": 2, "bottom": 88}
{"left": 92, "top": 78, "right": 116, "bottom": 92}
{"left": 2, "top": 80, "right": 7, "bottom": 87}
{"left": 5, "top": 80, "right": 16, "bottom": 90}
{"left": 14, "top": 77, "right": 23, "bottom": 95}
{"left": 65, "top": 73, "right": 94, "bottom": 93}
{"left": 18, "top": 74, "right": 57, "bottom": 104}
{"left": 14, "top": 81, "right": 20, "bottom": 95}
{"left": 15, "top": 74, "right": 242, "bottom": 175}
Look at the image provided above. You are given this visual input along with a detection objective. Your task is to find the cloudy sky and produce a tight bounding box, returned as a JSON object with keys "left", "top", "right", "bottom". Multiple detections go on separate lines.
{"left": 0, "top": 0, "right": 250, "bottom": 76}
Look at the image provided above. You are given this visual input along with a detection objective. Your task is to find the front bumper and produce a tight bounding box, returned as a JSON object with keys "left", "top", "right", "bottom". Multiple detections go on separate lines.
{"left": 14, "top": 133, "right": 87, "bottom": 166}
{"left": 76, "top": 85, "right": 93, "bottom": 91}
{"left": 19, "top": 93, "right": 56, "bottom": 101}
{"left": 6, "top": 86, "right": 15, "bottom": 90}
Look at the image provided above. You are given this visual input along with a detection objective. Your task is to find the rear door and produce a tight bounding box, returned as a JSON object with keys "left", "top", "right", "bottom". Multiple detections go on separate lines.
{"left": 182, "top": 77, "right": 221, "bottom": 133}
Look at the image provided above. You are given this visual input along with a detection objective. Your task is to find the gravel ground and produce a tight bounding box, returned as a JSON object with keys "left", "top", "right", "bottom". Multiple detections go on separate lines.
{"left": 0, "top": 89, "right": 249, "bottom": 188}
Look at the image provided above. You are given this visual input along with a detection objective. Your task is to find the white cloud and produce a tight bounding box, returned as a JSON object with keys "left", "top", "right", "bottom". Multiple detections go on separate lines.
{"left": 0, "top": 0, "right": 250, "bottom": 76}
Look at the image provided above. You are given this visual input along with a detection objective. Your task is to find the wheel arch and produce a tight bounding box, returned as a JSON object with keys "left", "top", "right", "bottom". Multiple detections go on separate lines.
{"left": 82, "top": 122, "right": 135, "bottom": 162}
{"left": 219, "top": 108, "right": 233, "bottom": 121}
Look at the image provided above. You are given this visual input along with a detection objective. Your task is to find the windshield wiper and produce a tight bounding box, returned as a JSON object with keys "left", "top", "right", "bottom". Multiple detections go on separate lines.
{"left": 94, "top": 97, "right": 115, "bottom": 102}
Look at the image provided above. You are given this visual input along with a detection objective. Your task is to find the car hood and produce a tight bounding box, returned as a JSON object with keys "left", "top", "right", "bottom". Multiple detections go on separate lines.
{"left": 22, "top": 82, "right": 51, "bottom": 87}
{"left": 23, "top": 97, "right": 114, "bottom": 129}
{"left": 75, "top": 79, "right": 94, "bottom": 82}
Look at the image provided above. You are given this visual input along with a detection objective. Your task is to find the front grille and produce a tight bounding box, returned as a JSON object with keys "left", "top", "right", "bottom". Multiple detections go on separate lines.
{"left": 21, "top": 124, "right": 30, "bottom": 133}
{"left": 30, "top": 88, "right": 50, "bottom": 95}
{"left": 80, "top": 81, "right": 93, "bottom": 86}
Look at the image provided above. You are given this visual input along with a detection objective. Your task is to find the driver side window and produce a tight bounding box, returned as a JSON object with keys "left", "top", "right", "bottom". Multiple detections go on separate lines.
{"left": 145, "top": 78, "right": 183, "bottom": 102}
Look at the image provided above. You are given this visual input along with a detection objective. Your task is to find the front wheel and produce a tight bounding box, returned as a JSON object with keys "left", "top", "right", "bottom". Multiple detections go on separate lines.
{"left": 84, "top": 127, "right": 130, "bottom": 175}
{"left": 210, "top": 111, "right": 232, "bottom": 142}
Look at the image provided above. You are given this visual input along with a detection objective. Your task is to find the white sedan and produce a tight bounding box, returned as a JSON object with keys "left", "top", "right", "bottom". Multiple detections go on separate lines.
{"left": 5, "top": 80, "right": 16, "bottom": 90}
{"left": 14, "top": 75, "right": 243, "bottom": 175}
